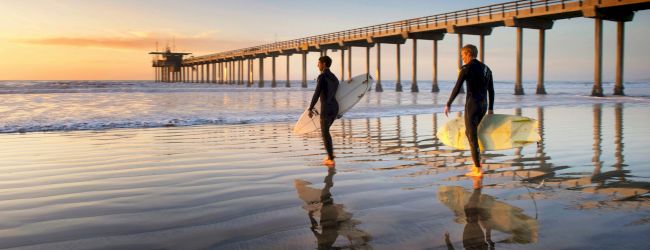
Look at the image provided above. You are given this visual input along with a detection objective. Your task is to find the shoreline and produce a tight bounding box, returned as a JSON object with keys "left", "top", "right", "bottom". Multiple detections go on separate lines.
{"left": 0, "top": 103, "right": 648, "bottom": 249}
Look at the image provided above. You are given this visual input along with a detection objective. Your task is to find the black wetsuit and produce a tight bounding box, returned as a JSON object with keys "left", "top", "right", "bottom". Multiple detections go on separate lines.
{"left": 309, "top": 68, "right": 339, "bottom": 160}
{"left": 447, "top": 59, "right": 494, "bottom": 168}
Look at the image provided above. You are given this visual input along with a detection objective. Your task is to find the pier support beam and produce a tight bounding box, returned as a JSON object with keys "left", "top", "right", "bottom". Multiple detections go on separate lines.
{"left": 411, "top": 38, "right": 419, "bottom": 92}
{"left": 239, "top": 60, "right": 243, "bottom": 85}
{"left": 259, "top": 58, "right": 264, "bottom": 87}
{"left": 340, "top": 49, "right": 345, "bottom": 83}
{"left": 396, "top": 44, "right": 402, "bottom": 92}
{"left": 456, "top": 34, "right": 465, "bottom": 93}
{"left": 212, "top": 63, "right": 217, "bottom": 83}
{"left": 347, "top": 47, "right": 352, "bottom": 81}
{"left": 286, "top": 55, "right": 291, "bottom": 87}
{"left": 457, "top": 34, "right": 463, "bottom": 70}
{"left": 201, "top": 64, "right": 205, "bottom": 83}
{"left": 614, "top": 21, "right": 625, "bottom": 95}
{"left": 515, "top": 27, "right": 525, "bottom": 95}
{"left": 206, "top": 63, "right": 211, "bottom": 83}
{"left": 504, "top": 17, "right": 553, "bottom": 95}
{"left": 271, "top": 56, "right": 277, "bottom": 88}
{"left": 302, "top": 52, "right": 307, "bottom": 88}
{"left": 537, "top": 29, "right": 547, "bottom": 94}
{"left": 248, "top": 59, "right": 254, "bottom": 87}
{"left": 583, "top": 6, "right": 634, "bottom": 95}
{"left": 366, "top": 46, "right": 371, "bottom": 84}
{"left": 375, "top": 43, "right": 383, "bottom": 92}
{"left": 217, "top": 63, "right": 221, "bottom": 84}
{"left": 478, "top": 35, "right": 485, "bottom": 63}
{"left": 231, "top": 61, "right": 234, "bottom": 84}
{"left": 592, "top": 18, "right": 603, "bottom": 97}
{"left": 432, "top": 40, "right": 439, "bottom": 92}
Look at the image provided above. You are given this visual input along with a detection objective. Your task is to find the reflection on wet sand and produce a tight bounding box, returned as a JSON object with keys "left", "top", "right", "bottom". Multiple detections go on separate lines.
{"left": 439, "top": 181, "right": 537, "bottom": 248}
{"left": 294, "top": 167, "right": 371, "bottom": 249}
{"left": 332, "top": 103, "right": 648, "bottom": 207}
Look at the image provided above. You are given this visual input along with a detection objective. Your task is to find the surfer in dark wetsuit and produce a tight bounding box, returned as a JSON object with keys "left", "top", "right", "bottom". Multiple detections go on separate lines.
{"left": 445, "top": 44, "right": 494, "bottom": 177}
{"left": 309, "top": 56, "right": 339, "bottom": 166}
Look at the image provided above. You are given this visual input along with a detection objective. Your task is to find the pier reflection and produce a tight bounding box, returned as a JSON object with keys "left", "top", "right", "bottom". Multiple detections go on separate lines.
{"left": 294, "top": 167, "right": 371, "bottom": 249}
{"left": 334, "top": 103, "right": 648, "bottom": 208}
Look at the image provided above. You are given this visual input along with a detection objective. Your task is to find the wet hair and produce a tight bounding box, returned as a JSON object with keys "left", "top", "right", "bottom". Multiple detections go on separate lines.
{"left": 319, "top": 56, "right": 332, "bottom": 68}
{"left": 462, "top": 44, "right": 478, "bottom": 58}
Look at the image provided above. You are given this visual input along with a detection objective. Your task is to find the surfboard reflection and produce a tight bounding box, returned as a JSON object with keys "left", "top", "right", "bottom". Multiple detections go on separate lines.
{"left": 439, "top": 183, "right": 538, "bottom": 249}
{"left": 294, "top": 167, "right": 371, "bottom": 249}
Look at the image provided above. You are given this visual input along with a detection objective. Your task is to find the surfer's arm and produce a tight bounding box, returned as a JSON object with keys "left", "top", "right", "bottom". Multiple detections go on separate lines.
{"left": 308, "top": 76, "right": 322, "bottom": 111}
{"left": 447, "top": 66, "right": 467, "bottom": 108}
{"left": 487, "top": 67, "right": 495, "bottom": 112}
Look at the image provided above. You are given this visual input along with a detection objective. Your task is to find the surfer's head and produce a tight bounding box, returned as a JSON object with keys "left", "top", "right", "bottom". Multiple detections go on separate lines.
{"left": 461, "top": 44, "right": 478, "bottom": 64}
{"left": 318, "top": 56, "right": 332, "bottom": 72}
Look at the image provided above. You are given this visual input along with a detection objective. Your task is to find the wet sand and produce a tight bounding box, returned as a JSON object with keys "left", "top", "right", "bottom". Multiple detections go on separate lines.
{"left": 0, "top": 103, "right": 649, "bottom": 249}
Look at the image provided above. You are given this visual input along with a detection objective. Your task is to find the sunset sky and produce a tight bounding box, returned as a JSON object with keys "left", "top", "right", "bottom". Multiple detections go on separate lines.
{"left": 1, "top": 0, "right": 649, "bottom": 81}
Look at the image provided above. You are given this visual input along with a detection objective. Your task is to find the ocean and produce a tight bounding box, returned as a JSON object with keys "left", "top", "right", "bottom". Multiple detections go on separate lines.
{"left": 1, "top": 79, "right": 649, "bottom": 133}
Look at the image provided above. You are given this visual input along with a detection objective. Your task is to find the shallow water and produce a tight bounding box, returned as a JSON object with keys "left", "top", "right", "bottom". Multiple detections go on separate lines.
{"left": 1, "top": 80, "right": 649, "bottom": 133}
{"left": 0, "top": 101, "right": 648, "bottom": 249}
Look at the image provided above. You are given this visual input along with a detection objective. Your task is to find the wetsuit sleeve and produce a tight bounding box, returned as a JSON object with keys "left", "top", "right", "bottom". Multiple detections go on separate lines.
{"left": 309, "top": 75, "right": 322, "bottom": 110}
{"left": 487, "top": 67, "right": 495, "bottom": 110}
{"left": 447, "top": 66, "right": 468, "bottom": 108}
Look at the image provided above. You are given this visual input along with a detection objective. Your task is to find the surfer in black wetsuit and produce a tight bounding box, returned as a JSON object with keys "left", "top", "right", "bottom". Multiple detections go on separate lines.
{"left": 309, "top": 56, "right": 339, "bottom": 166}
{"left": 445, "top": 44, "right": 495, "bottom": 177}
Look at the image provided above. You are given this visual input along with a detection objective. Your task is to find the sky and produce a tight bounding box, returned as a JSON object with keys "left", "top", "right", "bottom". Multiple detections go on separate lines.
{"left": 1, "top": 0, "right": 649, "bottom": 81}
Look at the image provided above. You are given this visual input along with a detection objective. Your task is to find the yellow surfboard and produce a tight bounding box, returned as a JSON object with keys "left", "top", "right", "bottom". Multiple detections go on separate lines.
{"left": 437, "top": 114, "right": 540, "bottom": 151}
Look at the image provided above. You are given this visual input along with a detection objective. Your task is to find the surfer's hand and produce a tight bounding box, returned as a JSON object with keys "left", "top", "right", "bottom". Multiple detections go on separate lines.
{"left": 308, "top": 109, "right": 314, "bottom": 118}
{"left": 488, "top": 110, "right": 493, "bottom": 115}
{"left": 444, "top": 106, "right": 449, "bottom": 117}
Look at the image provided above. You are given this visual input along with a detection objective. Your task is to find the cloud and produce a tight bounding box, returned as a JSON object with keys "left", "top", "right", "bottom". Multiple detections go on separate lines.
{"left": 12, "top": 31, "right": 262, "bottom": 53}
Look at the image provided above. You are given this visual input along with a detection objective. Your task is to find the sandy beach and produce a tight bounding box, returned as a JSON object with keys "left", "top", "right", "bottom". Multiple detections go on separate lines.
{"left": 0, "top": 102, "right": 648, "bottom": 249}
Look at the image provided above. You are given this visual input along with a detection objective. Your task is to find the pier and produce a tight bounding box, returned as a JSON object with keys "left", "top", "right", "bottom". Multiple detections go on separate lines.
{"left": 152, "top": 0, "right": 649, "bottom": 96}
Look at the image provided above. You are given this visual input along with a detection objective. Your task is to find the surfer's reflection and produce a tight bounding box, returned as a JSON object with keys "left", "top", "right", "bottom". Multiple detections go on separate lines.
{"left": 440, "top": 179, "right": 537, "bottom": 249}
{"left": 294, "top": 167, "right": 371, "bottom": 249}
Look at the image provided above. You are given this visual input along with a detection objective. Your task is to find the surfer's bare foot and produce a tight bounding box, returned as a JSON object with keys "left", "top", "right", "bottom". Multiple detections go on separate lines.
{"left": 323, "top": 159, "right": 335, "bottom": 166}
{"left": 465, "top": 166, "right": 483, "bottom": 177}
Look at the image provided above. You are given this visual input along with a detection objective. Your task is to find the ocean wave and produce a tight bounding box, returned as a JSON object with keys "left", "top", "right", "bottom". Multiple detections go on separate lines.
{"left": 0, "top": 118, "right": 283, "bottom": 133}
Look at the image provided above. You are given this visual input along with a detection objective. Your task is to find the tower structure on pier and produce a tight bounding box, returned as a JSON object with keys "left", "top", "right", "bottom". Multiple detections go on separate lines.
{"left": 150, "top": 47, "right": 191, "bottom": 82}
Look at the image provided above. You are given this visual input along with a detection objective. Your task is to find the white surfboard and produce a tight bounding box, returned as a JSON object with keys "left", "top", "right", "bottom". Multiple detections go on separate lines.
{"left": 293, "top": 74, "right": 373, "bottom": 135}
{"left": 436, "top": 114, "right": 541, "bottom": 151}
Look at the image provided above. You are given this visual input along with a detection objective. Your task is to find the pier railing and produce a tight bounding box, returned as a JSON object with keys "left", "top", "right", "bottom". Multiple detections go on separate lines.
{"left": 185, "top": 0, "right": 587, "bottom": 63}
